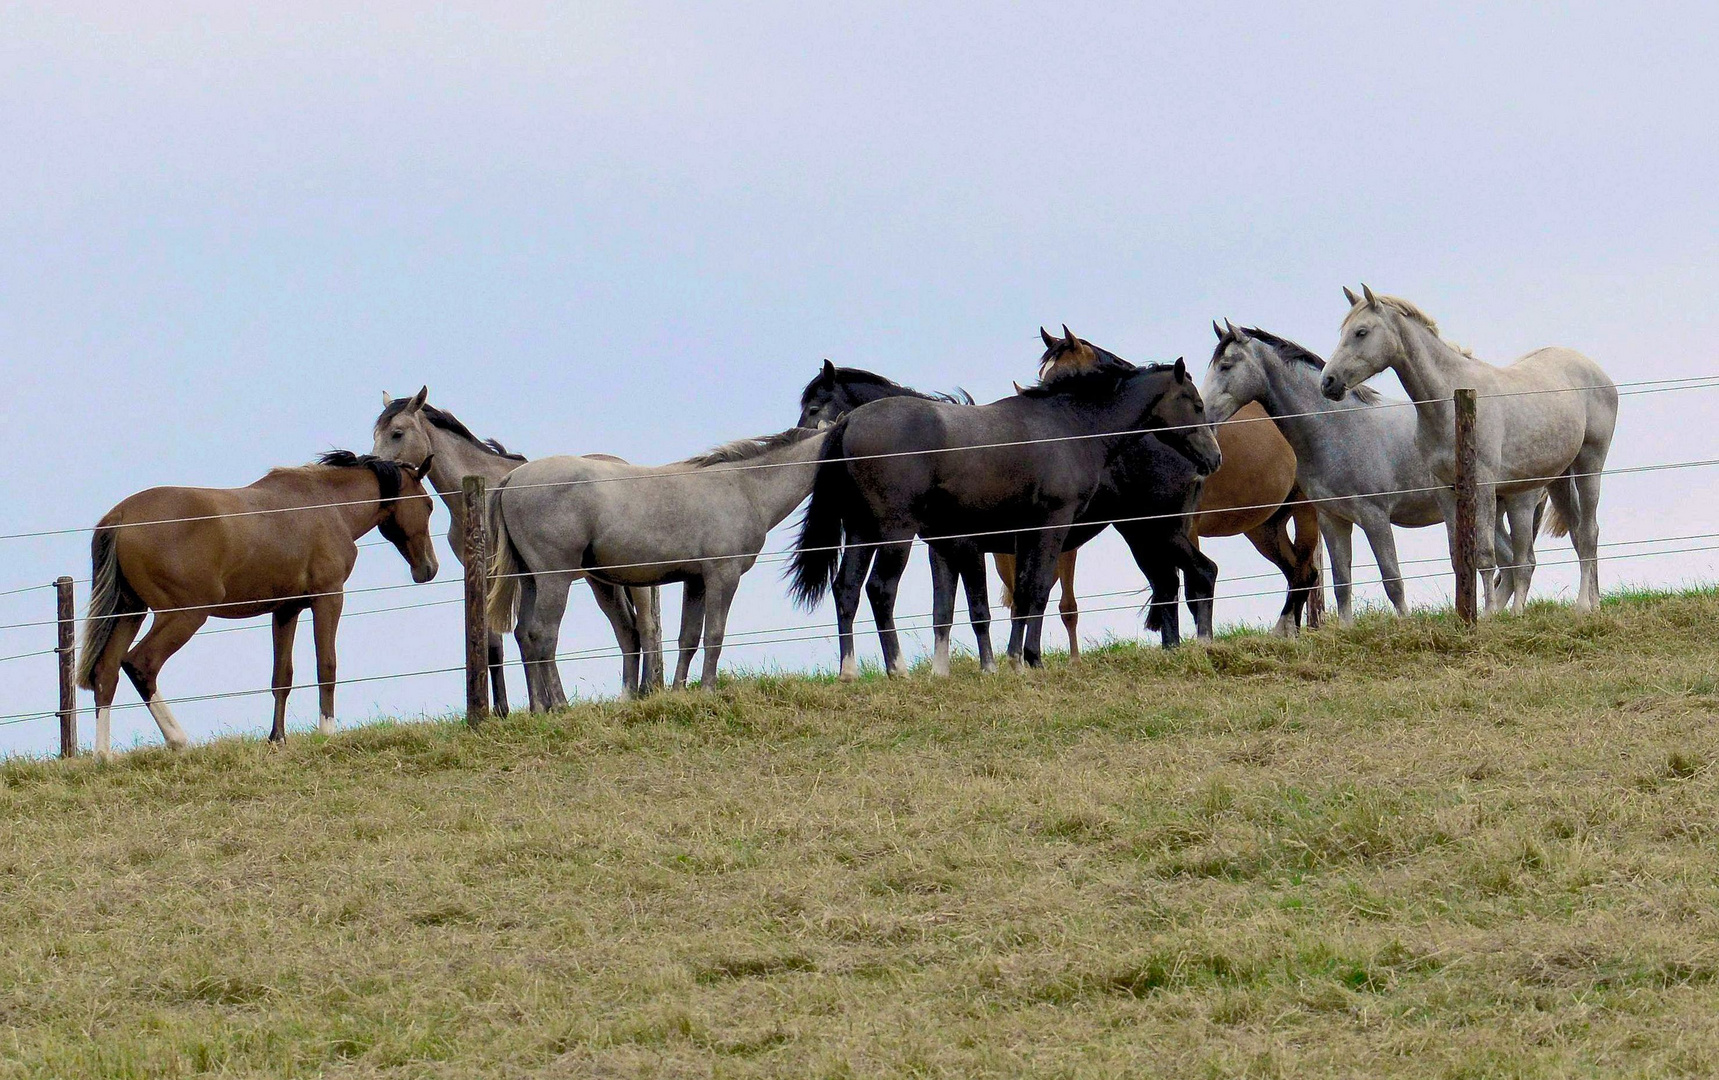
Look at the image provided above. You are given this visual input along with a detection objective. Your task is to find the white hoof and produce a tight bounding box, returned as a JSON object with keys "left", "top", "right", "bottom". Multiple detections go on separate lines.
{"left": 1271, "top": 615, "right": 1296, "bottom": 638}
{"left": 318, "top": 714, "right": 336, "bottom": 736}
{"left": 838, "top": 656, "right": 860, "bottom": 682}
{"left": 887, "top": 658, "right": 910, "bottom": 678}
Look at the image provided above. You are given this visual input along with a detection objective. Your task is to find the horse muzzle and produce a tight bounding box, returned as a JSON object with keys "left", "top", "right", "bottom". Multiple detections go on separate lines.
{"left": 1320, "top": 373, "right": 1348, "bottom": 401}
{"left": 412, "top": 554, "right": 440, "bottom": 583}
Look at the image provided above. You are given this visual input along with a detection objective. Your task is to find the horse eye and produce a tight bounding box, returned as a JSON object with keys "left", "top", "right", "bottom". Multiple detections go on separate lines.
{"left": 1355, "top": 327, "right": 1369, "bottom": 339}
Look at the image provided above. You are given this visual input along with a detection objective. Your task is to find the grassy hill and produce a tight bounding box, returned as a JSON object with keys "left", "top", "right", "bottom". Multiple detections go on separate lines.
{"left": 3, "top": 591, "right": 1718, "bottom": 1078}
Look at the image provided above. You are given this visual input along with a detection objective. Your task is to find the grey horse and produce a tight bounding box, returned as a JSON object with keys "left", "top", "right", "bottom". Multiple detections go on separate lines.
{"left": 1322, "top": 287, "right": 1617, "bottom": 613}
{"left": 1202, "top": 324, "right": 1478, "bottom": 621}
{"left": 372, "top": 388, "right": 663, "bottom": 703}
{"left": 487, "top": 427, "right": 831, "bottom": 703}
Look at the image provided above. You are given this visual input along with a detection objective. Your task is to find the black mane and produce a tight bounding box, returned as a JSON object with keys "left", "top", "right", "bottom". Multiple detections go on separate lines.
{"left": 374, "top": 400, "right": 526, "bottom": 462}
{"left": 800, "top": 365, "right": 973, "bottom": 407}
{"left": 1244, "top": 327, "right": 1326, "bottom": 370}
{"left": 317, "top": 450, "right": 407, "bottom": 501}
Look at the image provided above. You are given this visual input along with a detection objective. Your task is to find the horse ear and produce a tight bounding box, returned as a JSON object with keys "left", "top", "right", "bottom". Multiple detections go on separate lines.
{"left": 819, "top": 358, "right": 837, "bottom": 383}
{"left": 411, "top": 454, "right": 434, "bottom": 481}
{"left": 1061, "top": 324, "right": 1079, "bottom": 346}
{"left": 1174, "top": 357, "right": 1187, "bottom": 382}
{"left": 1212, "top": 320, "right": 1226, "bottom": 341}
{"left": 1343, "top": 286, "right": 1360, "bottom": 307}
{"left": 1040, "top": 326, "right": 1058, "bottom": 350}
{"left": 406, "top": 386, "right": 429, "bottom": 414}
{"left": 1361, "top": 284, "right": 1377, "bottom": 307}
{"left": 382, "top": 391, "right": 394, "bottom": 406}
{"left": 1013, "top": 380, "right": 1026, "bottom": 394}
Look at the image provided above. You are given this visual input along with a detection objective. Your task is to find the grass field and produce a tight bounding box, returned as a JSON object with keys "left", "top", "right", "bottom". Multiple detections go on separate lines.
{"left": 3, "top": 590, "right": 1718, "bottom": 1078}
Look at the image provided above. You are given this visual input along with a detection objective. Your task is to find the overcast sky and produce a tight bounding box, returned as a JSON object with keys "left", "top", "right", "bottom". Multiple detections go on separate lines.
{"left": 3, "top": 3, "right": 1717, "bottom": 755}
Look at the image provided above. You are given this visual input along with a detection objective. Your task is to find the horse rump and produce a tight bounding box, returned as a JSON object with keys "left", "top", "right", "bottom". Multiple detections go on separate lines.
{"left": 787, "top": 417, "right": 855, "bottom": 609}
{"left": 77, "top": 525, "right": 142, "bottom": 690}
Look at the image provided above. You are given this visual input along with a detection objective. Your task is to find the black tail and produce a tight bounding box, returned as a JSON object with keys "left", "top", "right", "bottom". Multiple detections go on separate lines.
{"left": 77, "top": 525, "right": 140, "bottom": 690}
{"left": 786, "top": 419, "right": 854, "bottom": 609}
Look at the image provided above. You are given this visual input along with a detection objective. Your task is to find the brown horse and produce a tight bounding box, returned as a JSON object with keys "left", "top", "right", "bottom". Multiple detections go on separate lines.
{"left": 76, "top": 451, "right": 439, "bottom": 759}
{"left": 994, "top": 352, "right": 1323, "bottom": 652}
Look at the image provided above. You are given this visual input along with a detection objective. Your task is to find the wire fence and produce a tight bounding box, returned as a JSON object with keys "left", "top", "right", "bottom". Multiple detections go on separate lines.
{"left": 1, "top": 375, "right": 1716, "bottom": 750}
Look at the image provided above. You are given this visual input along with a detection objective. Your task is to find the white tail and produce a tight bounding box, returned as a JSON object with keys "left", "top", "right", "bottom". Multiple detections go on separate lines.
{"left": 485, "top": 490, "right": 523, "bottom": 633}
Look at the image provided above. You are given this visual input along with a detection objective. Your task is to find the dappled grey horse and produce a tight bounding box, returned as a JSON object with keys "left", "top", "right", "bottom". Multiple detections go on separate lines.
{"left": 487, "top": 427, "right": 831, "bottom": 703}
{"left": 372, "top": 388, "right": 663, "bottom": 703}
{"left": 1322, "top": 287, "right": 1617, "bottom": 613}
{"left": 1203, "top": 323, "right": 1533, "bottom": 622}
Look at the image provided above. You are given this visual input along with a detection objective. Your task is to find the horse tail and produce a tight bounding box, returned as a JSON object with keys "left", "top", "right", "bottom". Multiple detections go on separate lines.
{"left": 77, "top": 524, "right": 139, "bottom": 690}
{"left": 787, "top": 419, "right": 854, "bottom": 609}
{"left": 1540, "top": 482, "right": 1573, "bottom": 539}
{"left": 485, "top": 478, "right": 524, "bottom": 633}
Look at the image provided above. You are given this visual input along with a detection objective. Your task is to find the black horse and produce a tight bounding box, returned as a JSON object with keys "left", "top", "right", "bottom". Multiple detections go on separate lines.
{"left": 789, "top": 331, "right": 1223, "bottom": 673}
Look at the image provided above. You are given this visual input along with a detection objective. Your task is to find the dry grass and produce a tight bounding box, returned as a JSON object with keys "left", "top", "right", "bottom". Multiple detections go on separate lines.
{"left": 3, "top": 591, "right": 1719, "bottom": 1078}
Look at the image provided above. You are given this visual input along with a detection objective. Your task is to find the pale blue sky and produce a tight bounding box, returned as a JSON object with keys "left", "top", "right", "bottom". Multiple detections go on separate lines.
{"left": 4, "top": 3, "right": 1717, "bottom": 755}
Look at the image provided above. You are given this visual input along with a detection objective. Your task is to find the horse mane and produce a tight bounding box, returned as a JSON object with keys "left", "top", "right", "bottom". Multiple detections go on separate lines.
{"left": 1231, "top": 327, "right": 1385, "bottom": 405}
{"left": 681, "top": 427, "right": 815, "bottom": 467}
{"left": 1021, "top": 346, "right": 1164, "bottom": 401}
{"left": 314, "top": 449, "right": 407, "bottom": 501}
{"left": 374, "top": 399, "right": 527, "bottom": 462}
{"left": 801, "top": 366, "right": 973, "bottom": 406}
{"left": 1351, "top": 295, "right": 1477, "bottom": 359}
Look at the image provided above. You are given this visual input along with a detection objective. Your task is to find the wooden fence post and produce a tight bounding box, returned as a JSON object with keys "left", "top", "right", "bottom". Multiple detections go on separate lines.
{"left": 56, "top": 576, "right": 76, "bottom": 757}
{"left": 1452, "top": 388, "right": 1479, "bottom": 626}
{"left": 462, "top": 476, "right": 490, "bottom": 727}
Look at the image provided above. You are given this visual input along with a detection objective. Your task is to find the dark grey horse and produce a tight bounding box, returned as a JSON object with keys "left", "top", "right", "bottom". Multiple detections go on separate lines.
{"left": 790, "top": 333, "right": 1223, "bottom": 673}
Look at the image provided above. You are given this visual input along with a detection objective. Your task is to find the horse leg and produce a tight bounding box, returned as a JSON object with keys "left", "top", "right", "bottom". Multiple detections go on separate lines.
{"left": 1356, "top": 514, "right": 1408, "bottom": 616}
{"left": 1118, "top": 522, "right": 1186, "bottom": 647}
{"left": 512, "top": 575, "right": 540, "bottom": 711}
{"left": 1057, "top": 551, "right": 1079, "bottom": 659}
{"left": 1010, "top": 529, "right": 1066, "bottom": 668}
{"left": 866, "top": 541, "right": 914, "bottom": 676}
{"left": 518, "top": 572, "right": 574, "bottom": 710}
{"left": 1290, "top": 496, "right": 1326, "bottom": 629}
{"left": 1476, "top": 479, "right": 1503, "bottom": 615}
{"left": 697, "top": 571, "right": 741, "bottom": 689}
{"left": 927, "top": 545, "right": 958, "bottom": 677}
{"left": 993, "top": 553, "right": 1016, "bottom": 616}
{"left": 635, "top": 586, "right": 664, "bottom": 693}
{"left": 269, "top": 606, "right": 303, "bottom": 743}
{"left": 832, "top": 546, "right": 875, "bottom": 681}
{"left": 1180, "top": 537, "right": 1219, "bottom": 643}
{"left": 672, "top": 578, "right": 706, "bottom": 690}
{"left": 487, "top": 632, "right": 509, "bottom": 716}
{"left": 120, "top": 610, "right": 207, "bottom": 751}
{"left": 1503, "top": 494, "right": 1539, "bottom": 614}
{"left": 1567, "top": 451, "right": 1605, "bottom": 612}
{"left": 956, "top": 548, "right": 997, "bottom": 673}
{"left": 1322, "top": 516, "right": 1357, "bottom": 625}
{"left": 308, "top": 593, "right": 344, "bottom": 735}
{"left": 587, "top": 580, "right": 641, "bottom": 698}
{"left": 1243, "top": 508, "right": 1303, "bottom": 637}
{"left": 91, "top": 612, "right": 145, "bottom": 761}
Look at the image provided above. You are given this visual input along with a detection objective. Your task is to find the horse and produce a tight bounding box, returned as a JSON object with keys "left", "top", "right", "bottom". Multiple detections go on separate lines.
{"left": 994, "top": 334, "right": 1327, "bottom": 643}
{"left": 1321, "top": 286, "right": 1618, "bottom": 613}
{"left": 789, "top": 331, "right": 1223, "bottom": 673}
{"left": 371, "top": 388, "right": 663, "bottom": 704}
{"left": 76, "top": 451, "right": 438, "bottom": 759}
{"left": 486, "top": 427, "right": 831, "bottom": 701}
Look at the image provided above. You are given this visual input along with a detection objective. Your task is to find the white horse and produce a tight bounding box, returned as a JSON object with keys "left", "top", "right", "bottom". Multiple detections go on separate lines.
{"left": 1320, "top": 287, "right": 1617, "bottom": 613}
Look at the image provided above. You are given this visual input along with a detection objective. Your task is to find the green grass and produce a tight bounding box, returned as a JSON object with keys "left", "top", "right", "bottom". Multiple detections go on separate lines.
{"left": 4, "top": 590, "right": 1719, "bottom": 1077}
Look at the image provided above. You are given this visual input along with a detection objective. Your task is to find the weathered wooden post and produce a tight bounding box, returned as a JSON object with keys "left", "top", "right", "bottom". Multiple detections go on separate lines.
{"left": 1452, "top": 388, "right": 1479, "bottom": 626}
{"left": 56, "top": 576, "right": 76, "bottom": 757}
{"left": 461, "top": 476, "right": 490, "bottom": 727}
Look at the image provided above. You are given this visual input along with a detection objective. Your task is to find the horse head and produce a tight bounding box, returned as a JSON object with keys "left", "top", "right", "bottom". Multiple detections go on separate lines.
{"left": 378, "top": 457, "right": 440, "bottom": 583}
{"left": 373, "top": 385, "right": 436, "bottom": 470}
{"left": 1138, "top": 358, "right": 1223, "bottom": 476}
{"left": 1323, "top": 284, "right": 1401, "bottom": 400}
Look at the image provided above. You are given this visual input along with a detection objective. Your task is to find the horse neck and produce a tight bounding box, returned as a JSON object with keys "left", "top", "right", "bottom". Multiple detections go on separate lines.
{"left": 322, "top": 469, "right": 391, "bottom": 540}
{"left": 1391, "top": 317, "right": 1481, "bottom": 407}
{"left": 423, "top": 427, "right": 520, "bottom": 534}
{"left": 1257, "top": 356, "right": 1344, "bottom": 462}
{"left": 718, "top": 433, "right": 829, "bottom": 528}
